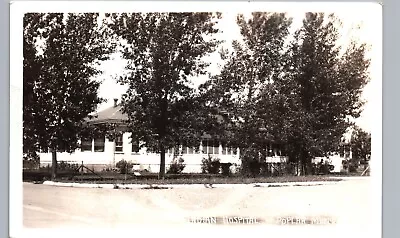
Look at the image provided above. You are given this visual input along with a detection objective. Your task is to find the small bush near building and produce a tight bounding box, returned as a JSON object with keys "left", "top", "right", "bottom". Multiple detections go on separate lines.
{"left": 23, "top": 159, "right": 40, "bottom": 170}
{"left": 23, "top": 152, "right": 40, "bottom": 169}
{"left": 167, "top": 157, "right": 186, "bottom": 174}
{"left": 201, "top": 156, "right": 221, "bottom": 174}
{"left": 342, "top": 159, "right": 359, "bottom": 173}
{"left": 58, "top": 161, "right": 79, "bottom": 172}
{"left": 116, "top": 160, "right": 134, "bottom": 174}
{"left": 220, "top": 163, "right": 233, "bottom": 176}
{"left": 248, "top": 161, "right": 261, "bottom": 177}
{"left": 240, "top": 160, "right": 262, "bottom": 177}
{"left": 313, "top": 160, "right": 334, "bottom": 175}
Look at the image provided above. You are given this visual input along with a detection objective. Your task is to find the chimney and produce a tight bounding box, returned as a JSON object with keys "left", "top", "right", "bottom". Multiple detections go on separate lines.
{"left": 113, "top": 98, "right": 118, "bottom": 107}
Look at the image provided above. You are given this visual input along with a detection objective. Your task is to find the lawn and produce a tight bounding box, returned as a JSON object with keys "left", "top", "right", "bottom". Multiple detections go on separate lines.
{"left": 23, "top": 169, "right": 343, "bottom": 184}
{"left": 77, "top": 175, "right": 342, "bottom": 185}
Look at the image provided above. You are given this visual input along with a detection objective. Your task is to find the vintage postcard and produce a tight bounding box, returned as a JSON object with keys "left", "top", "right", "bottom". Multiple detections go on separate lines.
{"left": 10, "top": 1, "right": 382, "bottom": 238}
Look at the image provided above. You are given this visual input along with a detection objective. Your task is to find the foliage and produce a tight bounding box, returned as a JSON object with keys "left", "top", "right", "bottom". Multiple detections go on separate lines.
{"left": 201, "top": 155, "right": 221, "bottom": 174}
{"left": 23, "top": 155, "right": 40, "bottom": 170}
{"left": 115, "top": 160, "right": 134, "bottom": 174}
{"left": 203, "top": 12, "right": 370, "bottom": 176}
{"left": 220, "top": 163, "right": 233, "bottom": 176}
{"left": 199, "top": 13, "right": 292, "bottom": 151}
{"left": 342, "top": 159, "right": 360, "bottom": 173}
{"left": 23, "top": 13, "right": 114, "bottom": 178}
{"left": 107, "top": 12, "right": 222, "bottom": 179}
{"left": 167, "top": 157, "right": 186, "bottom": 174}
{"left": 350, "top": 126, "right": 371, "bottom": 162}
{"left": 57, "top": 161, "right": 79, "bottom": 172}
{"left": 313, "top": 160, "right": 334, "bottom": 175}
{"left": 279, "top": 13, "right": 370, "bottom": 174}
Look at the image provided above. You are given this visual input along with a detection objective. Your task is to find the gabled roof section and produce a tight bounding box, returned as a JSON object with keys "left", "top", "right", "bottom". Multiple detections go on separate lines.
{"left": 87, "top": 104, "right": 128, "bottom": 125}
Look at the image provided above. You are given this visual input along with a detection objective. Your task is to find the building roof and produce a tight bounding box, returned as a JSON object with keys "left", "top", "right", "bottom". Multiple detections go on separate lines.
{"left": 87, "top": 104, "right": 275, "bottom": 141}
{"left": 88, "top": 104, "right": 128, "bottom": 125}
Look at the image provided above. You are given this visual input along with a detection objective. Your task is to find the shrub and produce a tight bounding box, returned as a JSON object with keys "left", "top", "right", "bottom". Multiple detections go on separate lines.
{"left": 201, "top": 156, "right": 220, "bottom": 174}
{"left": 314, "top": 160, "right": 334, "bottom": 175}
{"left": 249, "top": 161, "right": 262, "bottom": 176}
{"left": 342, "top": 159, "right": 358, "bottom": 173}
{"left": 23, "top": 152, "right": 40, "bottom": 169}
{"left": 348, "top": 163, "right": 358, "bottom": 173}
{"left": 167, "top": 157, "right": 186, "bottom": 174}
{"left": 220, "top": 163, "right": 232, "bottom": 176}
{"left": 23, "top": 159, "right": 40, "bottom": 170}
{"left": 116, "top": 160, "right": 133, "bottom": 174}
{"left": 58, "top": 161, "right": 79, "bottom": 172}
{"left": 240, "top": 159, "right": 262, "bottom": 177}
{"left": 239, "top": 148, "right": 262, "bottom": 177}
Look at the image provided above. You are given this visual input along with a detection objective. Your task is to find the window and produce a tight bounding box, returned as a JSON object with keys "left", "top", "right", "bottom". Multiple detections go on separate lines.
{"left": 115, "top": 135, "right": 123, "bottom": 153}
{"left": 204, "top": 140, "right": 219, "bottom": 154}
{"left": 203, "top": 141, "right": 210, "bottom": 154}
{"left": 182, "top": 141, "right": 196, "bottom": 154}
{"left": 131, "top": 139, "right": 140, "bottom": 153}
{"left": 94, "top": 137, "right": 105, "bottom": 152}
{"left": 182, "top": 145, "right": 188, "bottom": 154}
{"left": 81, "top": 138, "right": 92, "bottom": 152}
{"left": 211, "top": 141, "right": 219, "bottom": 154}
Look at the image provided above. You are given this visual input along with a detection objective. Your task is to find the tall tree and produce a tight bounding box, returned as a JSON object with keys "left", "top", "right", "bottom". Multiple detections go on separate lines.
{"left": 23, "top": 13, "right": 44, "bottom": 162}
{"left": 107, "top": 12, "right": 221, "bottom": 179}
{"left": 204, "top": 12, "right": 370, "bottom": 176}
{"left": 350, "top": 126, "right": 371, "bottom": 162}
{"left": 200, "top": 12, "right": 293, "bottom": 174}
{"left": 282, "top": 13, "right": 370, "bottom": 174}
{"left": 23, "top": 13, "right": 113, "bottom": 179}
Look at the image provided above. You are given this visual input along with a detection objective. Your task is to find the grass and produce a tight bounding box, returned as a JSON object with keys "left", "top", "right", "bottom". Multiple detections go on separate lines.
{"left": 45, "top": 174, "right": 342, "bottom": 185}
{"left": 24, "top": 169, "right": 367, "bottom": 185}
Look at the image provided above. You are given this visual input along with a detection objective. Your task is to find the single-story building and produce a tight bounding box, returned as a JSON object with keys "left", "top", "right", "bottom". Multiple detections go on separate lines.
{"left": 39, "top": 99, "right": 289, "bottom": 173}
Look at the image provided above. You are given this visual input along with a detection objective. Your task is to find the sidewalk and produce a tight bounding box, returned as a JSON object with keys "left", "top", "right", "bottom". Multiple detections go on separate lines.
{"left": 42, "top": 180, "right": 341, "bottom": 189}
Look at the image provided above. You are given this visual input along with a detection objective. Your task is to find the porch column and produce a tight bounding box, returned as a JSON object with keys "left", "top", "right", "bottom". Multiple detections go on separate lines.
{"left": 349, "top": 147, "right": 353, "bottom": 159}
{"left": 123, "top": 132, "right": 131, "bottom": 155}
{"left": 199, "top": 141, "right": 203, "bottom": 156}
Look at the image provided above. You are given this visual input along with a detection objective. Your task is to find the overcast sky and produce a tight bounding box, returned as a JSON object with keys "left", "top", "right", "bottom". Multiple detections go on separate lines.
{"left": 95, "top": 5, "right": 381, "bottom": 133}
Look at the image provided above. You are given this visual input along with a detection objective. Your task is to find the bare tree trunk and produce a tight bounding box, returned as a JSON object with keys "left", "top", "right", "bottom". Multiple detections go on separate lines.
{"left": 51, "top": 151, "right": 57, "bottom": 180}
{"left": 158, "top": 145, "right": 166, "bottom": 180}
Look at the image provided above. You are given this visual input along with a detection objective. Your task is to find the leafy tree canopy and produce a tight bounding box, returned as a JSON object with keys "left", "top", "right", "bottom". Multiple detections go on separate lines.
{"left": 23, "top": 13, "right": 114, "bottom": 177}
{"left": 107, "top": 12, "right": 222, "bottom": 178}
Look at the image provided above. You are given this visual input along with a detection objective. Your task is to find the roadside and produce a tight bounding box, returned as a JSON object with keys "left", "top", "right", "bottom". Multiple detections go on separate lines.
{"left": 32, "top": 175, "right": 362, "bottom": 189}
{"left": 40, "top": 179, "right": 343, "bottom": 189}
{"left": 24, "top": 178, "right": 373, "bottom": 232}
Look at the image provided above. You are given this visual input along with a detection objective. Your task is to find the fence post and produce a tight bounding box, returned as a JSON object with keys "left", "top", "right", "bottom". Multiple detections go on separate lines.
{"left": 81, "top": 161, "right": 84, "bottom": 179}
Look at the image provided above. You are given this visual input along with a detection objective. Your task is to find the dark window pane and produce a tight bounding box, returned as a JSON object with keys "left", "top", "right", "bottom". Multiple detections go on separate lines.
{"left": 203, "top": 140, "right": 219, "bottom": 154}
{"left": 94, "top": 137, "right": 105, "bottom": 152}
{"left": 81, "top": 139, "right": 92, "bottom": 152}
{"left": 115, "top": 135, "right": 123, "bottom": 152}
{"left": 212, "top": 140, "right": 219, "bottom": 154}
{"left": 132, "top": 139, "right": 139, "bottom": 153}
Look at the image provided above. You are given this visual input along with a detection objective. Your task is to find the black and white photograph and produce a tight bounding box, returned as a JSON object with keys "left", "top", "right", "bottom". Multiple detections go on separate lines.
{"left": 10, "top": 1, "right": 382, "bottom": 237}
